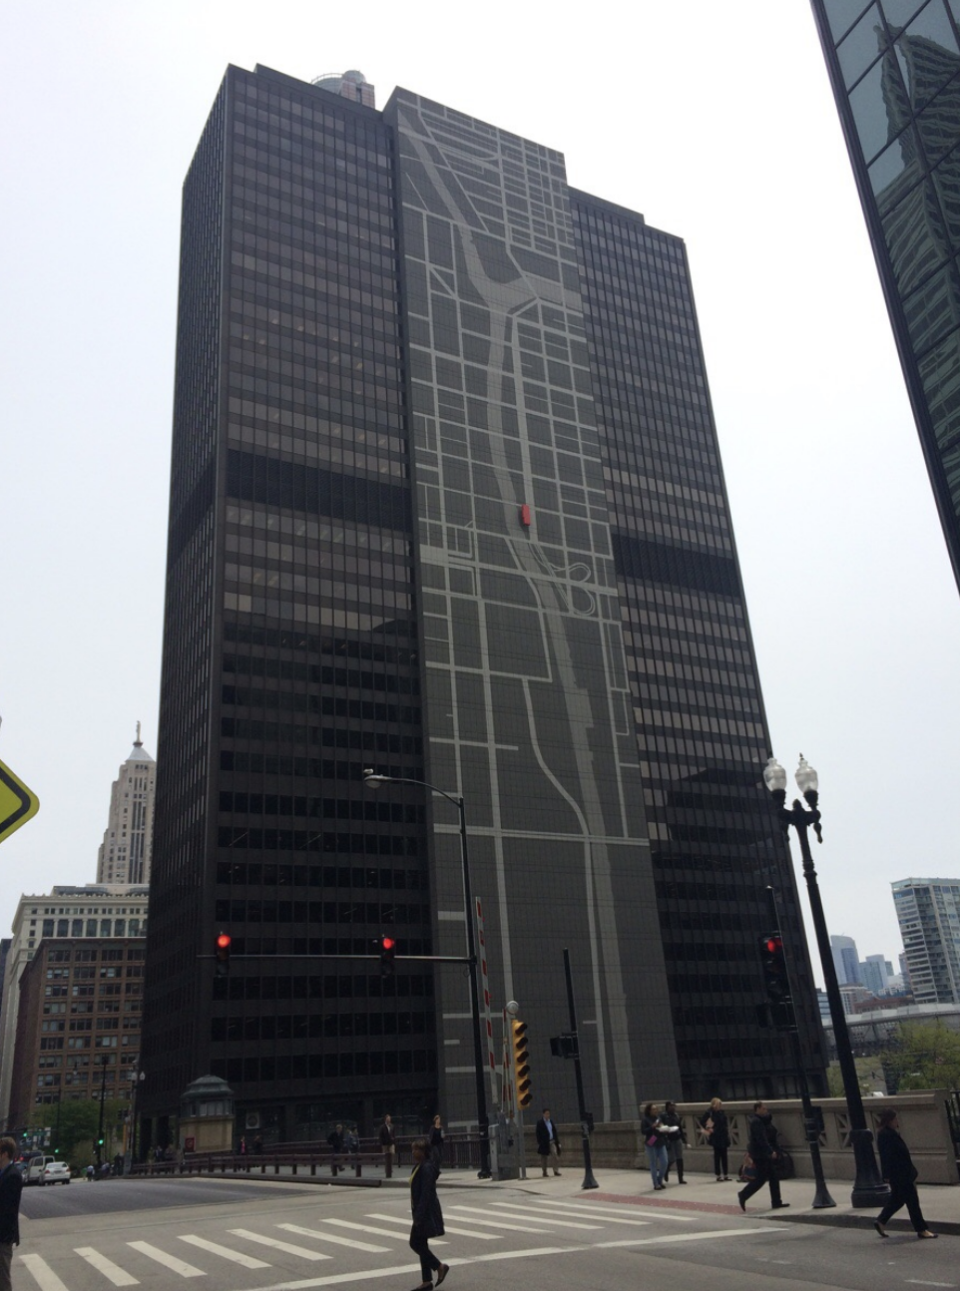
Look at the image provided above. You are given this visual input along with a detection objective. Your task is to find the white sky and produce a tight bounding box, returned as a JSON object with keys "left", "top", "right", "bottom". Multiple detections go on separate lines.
{"left": 2, "top": 0, "right": 958, "bottom": 986}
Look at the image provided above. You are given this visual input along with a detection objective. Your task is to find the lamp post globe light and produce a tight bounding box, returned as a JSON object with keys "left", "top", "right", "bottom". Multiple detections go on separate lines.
{"left": 363, "top": 770, "right": 492, "bottom": 1180}
{"left": 763, "top": 755, "right": 889, "bottom": 1208}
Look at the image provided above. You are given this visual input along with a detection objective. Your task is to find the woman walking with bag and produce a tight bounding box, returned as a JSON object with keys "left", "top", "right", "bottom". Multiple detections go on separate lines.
{"left": 700, "top": 1097, "right": 731, "bottom": 1181}
{"left": 641, "top": 1103, "right": 670, "bottom": 1190}
{"left": 408, "top": 1138, "right": 450, "bottom": 1290}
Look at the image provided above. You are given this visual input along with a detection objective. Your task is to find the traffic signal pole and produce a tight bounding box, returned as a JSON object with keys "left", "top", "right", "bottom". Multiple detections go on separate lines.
{"left": 562, "top": 949, "right": 598, "bottom": 1190}
{"left": 764, "top": 887, "right": 835, "bottom": 1209}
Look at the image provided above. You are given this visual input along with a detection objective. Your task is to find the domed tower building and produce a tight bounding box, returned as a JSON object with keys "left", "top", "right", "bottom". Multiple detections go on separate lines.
{"left": 96, "top": 725, "right": 157, "bottom": 886}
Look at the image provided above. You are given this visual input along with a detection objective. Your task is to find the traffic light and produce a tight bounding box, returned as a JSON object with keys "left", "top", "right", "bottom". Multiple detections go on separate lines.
{"left": 215, "top": 933, "right": 232, "bottom": 976}
{"left": 511, "top": 1018, "right": 533, "bottom": 1107}
{"left": 759, "top": 933, "right": 790, "bottom": 1003}
{"left": 377, "top": 934, "right": 396, "bottom": 977}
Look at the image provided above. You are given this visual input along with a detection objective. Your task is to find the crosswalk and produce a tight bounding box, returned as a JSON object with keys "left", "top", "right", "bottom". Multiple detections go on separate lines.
{"left": 17, "top": 1196, "right": 733, "bottom": 1291}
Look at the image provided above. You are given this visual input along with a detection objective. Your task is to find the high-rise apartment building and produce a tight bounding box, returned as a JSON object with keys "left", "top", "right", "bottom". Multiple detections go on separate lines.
{"left": 892, "top": 876, "right": 960, "bottom": 1002}
{"left": 809, "top": 0, "right": 960, "bottom": 592}
{"left": 141, "top": 63, "right": 823, "bottom": 1144}
{"left": 6, "top": 936, "right": 146, "bottom": 1133}
{"left": 96, "top": 726, "right": 157, "bottom": 885}
{"left": 0, "top": 887, "right": 149, "bottom": 1128}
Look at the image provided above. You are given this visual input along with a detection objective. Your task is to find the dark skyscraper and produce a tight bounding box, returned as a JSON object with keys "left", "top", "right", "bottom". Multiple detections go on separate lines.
{"left": 810, "top": 0, "right": 960, "bottom": 591}
{"left": 141, "top": 63, "right": 822, "bottom": 1146}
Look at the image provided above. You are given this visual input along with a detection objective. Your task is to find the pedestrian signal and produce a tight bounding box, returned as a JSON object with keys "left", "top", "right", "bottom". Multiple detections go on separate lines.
{"left": 215, "top": 933, "right": 232, "bottom": 976}
{"left": 511, "top": 1018, "right": 533, "bottom": 1107}
{"left": 377, "top": 934, "right": 396, "bottom": 977}
{"left": 759, "top": 933, "right": 790, "bottom": 1003}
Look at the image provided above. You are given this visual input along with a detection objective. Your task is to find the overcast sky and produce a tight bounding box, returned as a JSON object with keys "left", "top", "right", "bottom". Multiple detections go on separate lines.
{"left": 2, "top": 0, "right": 958, "bottom": 984}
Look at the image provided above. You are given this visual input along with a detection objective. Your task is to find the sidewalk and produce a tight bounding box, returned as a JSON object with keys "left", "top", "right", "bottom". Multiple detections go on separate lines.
{"left": 430, "top": 1166, "right": 960, "bottom": 1236}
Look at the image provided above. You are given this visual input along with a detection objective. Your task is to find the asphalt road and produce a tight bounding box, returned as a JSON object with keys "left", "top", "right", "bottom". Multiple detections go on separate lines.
{"left": 20, "top": 1176, "right": 310, "bottom": 1218}
{"left": 16, "top": 1178, "right": 958, "bottom": 1291}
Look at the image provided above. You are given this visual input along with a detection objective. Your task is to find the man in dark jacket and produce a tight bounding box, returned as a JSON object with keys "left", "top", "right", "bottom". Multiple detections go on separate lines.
{"left": 737, "top": 1103, "right": 790, "bottom": 1212}
{"left": 409, "top": 1138, "right": 449, "bottom": 1290}
{"left": 379, "top": 1114, "right": 396, "bottom": 1179}
{"left": 535, "top": 1109, "right": 562, "bottom": 1177}
{"left": 0, "top": 1137, "right": 23, "bottom": 1291}
{"left": 875, "top": 1109, "right": 936, "bottom": 1238}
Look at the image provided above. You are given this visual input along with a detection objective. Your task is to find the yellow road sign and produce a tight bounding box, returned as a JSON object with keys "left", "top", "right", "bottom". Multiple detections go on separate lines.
{"left": 0, "top": 757, "right": 39, "bottom": 845}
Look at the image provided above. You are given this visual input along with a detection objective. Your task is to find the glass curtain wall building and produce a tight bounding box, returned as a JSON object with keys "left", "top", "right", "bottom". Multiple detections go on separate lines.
{"left": 810, "top": 0, "right": 960, "bottom": 592}
{"left": 141, "top": 64, "right": 822, "bottom": 1143}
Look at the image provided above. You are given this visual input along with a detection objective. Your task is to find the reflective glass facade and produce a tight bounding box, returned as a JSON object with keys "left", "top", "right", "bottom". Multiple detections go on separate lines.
{"left": 811, "top": 0, "right": 960, "bottom": 591}
{"left": 143, "top": 64, "right": 823, "bottom": 1138}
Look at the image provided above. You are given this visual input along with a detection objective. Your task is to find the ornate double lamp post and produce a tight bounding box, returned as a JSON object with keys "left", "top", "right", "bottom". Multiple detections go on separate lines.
{"left": 363, "top": 771, "right": 492, "bottom": 1180}
{"left": 763, "top": 755, "right": 889, "bottom": 1208}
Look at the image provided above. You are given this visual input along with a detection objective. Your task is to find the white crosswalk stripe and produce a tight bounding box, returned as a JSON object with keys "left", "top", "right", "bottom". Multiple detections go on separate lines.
{"left": 321, "top": 1217, "right": 448, "bottom": 1244}
{"left": 127, "top": 1243, "right": 205, "bottom": 1278}
{"left": 486, "top": 1203, "right": 600, "bottom": 1229}
{"left": 227, "top": 1230, "right": 330, "bottom": 1261}
{"left": 277, "top": 1223, "right": 391, "bottom": 1253}
{"left": 20, "top": 1254, "right": 71, "bottom": 1291}
{"left": 533, "top": 1200, "right": 695, "bottom": 1224}
{"left": 74, "top": 1248, "right": 140, "bottom": 1286}
{"left": 178, "top": 1236, "right": 271, "bottom": 1269}
{"left": 528, "top": 1203, "right": 652, "bottom": 1227}
{"left": 446, "top": 1205, "right": 555, "bottom": 1233}
{"left": 365, "top": 1211, "right": 499, "bottom": 1241}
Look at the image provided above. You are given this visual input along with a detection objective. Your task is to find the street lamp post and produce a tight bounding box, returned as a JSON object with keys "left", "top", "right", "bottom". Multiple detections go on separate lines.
{"left": 763, "top": 755, "right": 889, "bottom": 1208}
{"left": 96, "top": 1054, "right": 108, "bottom": 1170}
{"left": 363, "top": 770, "right": 492, "bottom": 1180}
{"left": 130, "top": 1064, "right": 146, "bottom": 1164}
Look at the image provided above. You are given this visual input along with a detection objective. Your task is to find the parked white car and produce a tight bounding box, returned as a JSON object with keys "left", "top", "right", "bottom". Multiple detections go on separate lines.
{"left": 40, "top": 1161, "right": 71, "bottom": 1186}
{"left": 25, "top": 1155, "right": 56, "bottom": 1185}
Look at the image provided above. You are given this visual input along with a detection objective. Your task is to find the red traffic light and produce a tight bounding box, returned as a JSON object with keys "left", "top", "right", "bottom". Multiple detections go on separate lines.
{"left": 215, "top": 932, "right": 232, "bottom": 976}
{"left": 381, "top": 937, "right": 395, "bottom": 951}
{"left": 763, "top": 936, "right": 782, "bottom": 954}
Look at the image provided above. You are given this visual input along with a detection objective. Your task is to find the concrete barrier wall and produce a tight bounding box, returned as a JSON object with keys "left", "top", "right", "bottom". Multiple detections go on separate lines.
{"left": 523, "top": 1092, "right": 957, "bottom": 1185}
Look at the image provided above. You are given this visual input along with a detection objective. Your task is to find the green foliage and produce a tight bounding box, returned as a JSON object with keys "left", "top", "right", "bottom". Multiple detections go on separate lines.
{"left": 50, "top": 1098, "right": 129, "bottom": 1163}
{"left": 880, "top": 1020, "right": 960, "bottom": 1093}
{"left": 826, "top": 1057, "right": 885, "bottom": 1098}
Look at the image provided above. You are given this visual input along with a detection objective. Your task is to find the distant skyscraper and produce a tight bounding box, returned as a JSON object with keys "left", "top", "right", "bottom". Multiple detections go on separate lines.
{"left": 140, "top": 62, "right": 824, "bottom": 1145}
{"left": 860, "top": 952, "right": 894, "bottom": 994}
{"left": 831, "top": 933, "right": 861, "bottom": 984}
{"left": 892, "top": 876, "right": 960, "bottom": 1002}
{"left": 810, "top": 0, "right": 960, "bottom": 592}
{"left": 96, "top": 726, "right": 156, "bottom": 885}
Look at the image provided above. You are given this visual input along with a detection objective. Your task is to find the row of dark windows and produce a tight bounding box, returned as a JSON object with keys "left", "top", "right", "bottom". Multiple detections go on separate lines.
{"left": 221, "top": 689, "right": 419, "bottom": 726}
{"left": 214, "top": 936, "right": 432, "bottom": 958}
{"left": 220, "top": 719, "right": 422, "bottom": 756}
{"left": 210, "top": 1047, "right": 435, "bottom": 1084}
{"left": 217, "top": 796, "right": 419, "bottom": 823}
{"left": 211, "top": 1011, "right": 433, "bottom": 1041}
{"left": 223, "top": 617, "right": 418, "bottom": 656}
{"left": 222, "top": 657, "right": 419, "bottom": 693}
{"left": 212, "top": 972, "right": 433, "bottom": 1000}
{"left": 221, "top": 689, "right": 419, "bottom": 729}
{"left": 217, "top": 826, "right": 419, "bottom": 855}
{"left": 213, "top": 900, "right": 429, "bottom": 925}
{"left": 219, "top": 754, "right": 423, "bottom": 783}
{"left": 214, "top": 862, "right": 426, "bottom": 889}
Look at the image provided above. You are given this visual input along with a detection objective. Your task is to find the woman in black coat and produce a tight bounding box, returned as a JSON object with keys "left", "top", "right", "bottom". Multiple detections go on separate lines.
{"left": 700, "top": 1097, "right": 731, "bottom": 1181}
{"left": 875, "top": 1109, "right": 936, "bottom": 1239}
{"left": 409, "top": 1138, "right": 450, "bottom": 1289}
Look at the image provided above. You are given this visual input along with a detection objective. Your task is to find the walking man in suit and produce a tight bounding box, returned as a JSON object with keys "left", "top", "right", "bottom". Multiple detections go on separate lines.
{"left": 738, "top": 1103, "right": 790, "bottom": 1212}
{"left": 535, "top": 1108, "right": 562, "bottom": 1177}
